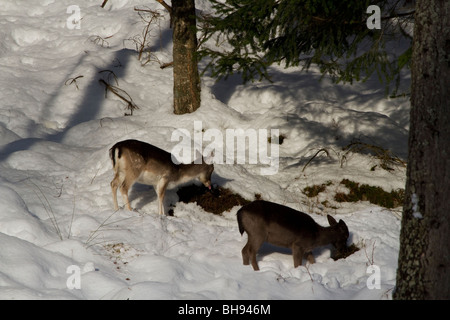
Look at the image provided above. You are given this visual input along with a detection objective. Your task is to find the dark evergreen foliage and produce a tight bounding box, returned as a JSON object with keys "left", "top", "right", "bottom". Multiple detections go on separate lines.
{"left": 199, "top": 0, "right": 413, "bottom": 90}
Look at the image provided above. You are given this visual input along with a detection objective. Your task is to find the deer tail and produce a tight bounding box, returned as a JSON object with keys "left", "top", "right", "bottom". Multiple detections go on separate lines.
{"left": 109, "top": 144, "right": 122, "bottom": 169}
{"left": 237, "top": 207, "right": 245, "bottom": 235}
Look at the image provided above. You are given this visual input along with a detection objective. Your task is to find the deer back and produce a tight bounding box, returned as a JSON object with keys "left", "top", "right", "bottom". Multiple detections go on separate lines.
{"left": 110, "top": 140, "right": 176, "bottom": 182}
{"left": 110, "top": 139, "right": 214, "bottom": 187}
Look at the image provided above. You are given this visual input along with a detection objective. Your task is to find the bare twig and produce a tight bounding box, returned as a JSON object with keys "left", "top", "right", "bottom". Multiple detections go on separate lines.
{"left": 27, "top": 179, "right": 63, "bottom": 240}
{"left": 304, "top": 263, "right": 315, "bottom": 294}
{"left": 134, "top": 8, "right": 163, "bottom": 60}
{"left": 85, "top": 209, "right": 119, "bottom": 247}
{"left": 302, "top": 148, "right": 330, "bottom": 172}
{"left": 155, "top": 0, "right": 172, "bottom": 14}
{"left": 65, "top": 75, "right": 84, "bottom": 90}
{"left": 134, "top": 8, "right": 158, "bottom": 13}
{"left": 364, "top": 240, "right": 376, "bottom": 266}
{"left": 155, "top": 0, "right": 172, "bottom": 27}
{"left": 98, "top": 70, "right": 118, "bottom": 86}
{"left": 126, "top": 7, "right": 166, "bottom": 66}
{"left": 89, "top": 35, "right": 112, "bottom": 48}
{"left": 68, "top": 189, "right": 77, "bottom": 239}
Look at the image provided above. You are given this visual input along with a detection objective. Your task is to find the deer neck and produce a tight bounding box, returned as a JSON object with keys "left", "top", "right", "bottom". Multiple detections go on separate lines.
{"left": 316, "top": 225, "right": 338, "bottom": 246}
{"left": 174, "top": 163, "right": 204, "bottom": 182}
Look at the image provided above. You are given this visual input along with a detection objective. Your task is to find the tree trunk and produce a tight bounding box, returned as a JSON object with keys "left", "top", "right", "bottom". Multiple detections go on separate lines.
{"left": 394, "top": 0, "right": 450, "bottom": 300}
{"left": 172, "top": 0, "right": 201, "bottom": 114}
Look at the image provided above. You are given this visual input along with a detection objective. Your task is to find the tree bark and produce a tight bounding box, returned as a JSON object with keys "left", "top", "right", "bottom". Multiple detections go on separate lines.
{"left": 172, "top": 0, "right": 201, "bottom": 114}
{"left": 394, "top": 0, "right": 450, "bottom": 300}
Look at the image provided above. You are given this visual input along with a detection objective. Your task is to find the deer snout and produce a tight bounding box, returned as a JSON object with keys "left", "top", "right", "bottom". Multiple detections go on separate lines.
{"left": 334, "top": 240, "right": 347, "bottom": 252}
{"left": 204, "top": 181, "right": 212, "bottom": 190}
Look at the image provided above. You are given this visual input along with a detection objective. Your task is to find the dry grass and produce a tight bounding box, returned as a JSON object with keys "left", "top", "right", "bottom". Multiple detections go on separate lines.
{"left": 341, "top": 138, "right": 406, "bottom": 171}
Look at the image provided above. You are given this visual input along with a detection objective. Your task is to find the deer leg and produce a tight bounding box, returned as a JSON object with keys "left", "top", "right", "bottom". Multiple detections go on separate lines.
{"left": 292, "top": 244, "right": 305, "bottom": 268}
{"left": 249, "top": 249, "right": 260, "bottom": 271}
{"left": 306, "top": 251, "right": 315, "bottom": 264}
{"left": 111, "top": 174, "right": 120, "bottom": 211}
{"left": 119, "top": 180, "right": 132, "bottom": 211}
{"left": 247, "top": 234, "right": 264, "bottom": 271}
{"left": 156, "top": 178, "right": 169, "bottom": 215}
{"left": 241, "top": 242, "right": 250, "bottom": 266}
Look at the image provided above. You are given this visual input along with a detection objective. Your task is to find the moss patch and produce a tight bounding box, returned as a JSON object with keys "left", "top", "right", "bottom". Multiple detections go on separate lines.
{"left": 302, "top": 181, "right": 332, "bottom": 198}
{"left": 335, "top": 179, "right": 404, "bottom": 209}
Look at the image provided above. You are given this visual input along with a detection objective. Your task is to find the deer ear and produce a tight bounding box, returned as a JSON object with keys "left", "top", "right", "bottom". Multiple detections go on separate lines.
{"left": 338, "top": 219, "right": 348, "bottom": 230}
{"left": 203, "top": 150, "right": 215, "bottom": 165}
{"left": 327, "top": 214, "right": 338, "bottom": 226}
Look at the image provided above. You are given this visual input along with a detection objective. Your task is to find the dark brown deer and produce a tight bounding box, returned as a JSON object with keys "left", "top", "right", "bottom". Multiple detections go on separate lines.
{"left": 237, "top": 200, "right": 349, "bottom": 271}
{"left": 110, "top": 139, "right": 214, "bottom": 215}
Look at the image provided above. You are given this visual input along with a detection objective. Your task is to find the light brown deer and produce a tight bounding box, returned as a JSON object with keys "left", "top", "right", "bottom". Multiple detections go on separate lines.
{"left": 110, "top": 139, "right": 214, "bottom": 215}
{"left": 237, "top": 200, "right": 349, "bottom": 271}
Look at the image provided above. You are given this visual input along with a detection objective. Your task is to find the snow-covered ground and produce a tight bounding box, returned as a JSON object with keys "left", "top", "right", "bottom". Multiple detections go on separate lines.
{"left": 0, "top": 0, "right": 410, "bottom": 300}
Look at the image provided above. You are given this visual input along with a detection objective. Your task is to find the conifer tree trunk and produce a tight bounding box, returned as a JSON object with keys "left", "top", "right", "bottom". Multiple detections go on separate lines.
{"left": 394, "top": 0, "right": 450, "bottom": 299}
{"left": 172, "top": 0, "right": 201, "bottom": 114}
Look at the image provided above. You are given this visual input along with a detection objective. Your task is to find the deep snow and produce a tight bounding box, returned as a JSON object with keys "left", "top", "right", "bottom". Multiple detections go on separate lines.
{"left": 0, "top": 0, "right": 410, "bottom": 300}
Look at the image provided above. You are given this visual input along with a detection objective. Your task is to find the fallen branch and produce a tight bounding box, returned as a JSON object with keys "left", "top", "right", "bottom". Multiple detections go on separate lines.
{"left": 99, "top": 79, "right": 139, "bottom": 116}
{"left": 160, "top": 61, "right": 173, "bottom": 69}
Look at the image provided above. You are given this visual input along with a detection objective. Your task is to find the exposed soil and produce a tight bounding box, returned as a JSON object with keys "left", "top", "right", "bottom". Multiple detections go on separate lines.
{"left": 176, "top": 184, "right": 251, "bottom": 215}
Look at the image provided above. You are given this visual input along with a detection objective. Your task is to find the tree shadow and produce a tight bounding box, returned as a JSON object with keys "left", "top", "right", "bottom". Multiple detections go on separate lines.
{"left": 208, "top": 66, "right": 410, "bottom": 161}
{"left": 0, "top": 48, "right": 134, "bottom": 162}
{"left": 147, "top": 26, "right": 173, "bottom": 55}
